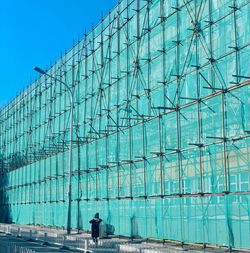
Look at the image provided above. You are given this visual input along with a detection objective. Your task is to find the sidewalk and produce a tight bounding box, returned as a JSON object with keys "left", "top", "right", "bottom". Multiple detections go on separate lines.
{"left": 0, "top": 223, "right": 245, "bottom": 253}
{"left": 0, "top": 233, "right": 76, "bottom": 253}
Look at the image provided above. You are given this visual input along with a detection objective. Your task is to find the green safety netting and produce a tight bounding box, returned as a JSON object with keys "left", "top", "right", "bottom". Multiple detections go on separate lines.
{"left": 0, "top": 0, "right": 250, "bottom": 250}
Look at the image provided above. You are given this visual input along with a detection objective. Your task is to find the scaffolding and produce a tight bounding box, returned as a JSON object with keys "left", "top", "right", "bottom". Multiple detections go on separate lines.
{"left": 0, "top": 0, "right": 250, "bottom": 250}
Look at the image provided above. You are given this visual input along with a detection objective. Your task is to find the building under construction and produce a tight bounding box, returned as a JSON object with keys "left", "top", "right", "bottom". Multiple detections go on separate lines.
{"left": 0, "top": 0, "right": 249, "bottom": 250}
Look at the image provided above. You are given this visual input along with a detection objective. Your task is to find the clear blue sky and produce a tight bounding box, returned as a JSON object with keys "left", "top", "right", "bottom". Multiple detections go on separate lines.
{"left": 0, "top": 0, "right": 117, "bottom": 107}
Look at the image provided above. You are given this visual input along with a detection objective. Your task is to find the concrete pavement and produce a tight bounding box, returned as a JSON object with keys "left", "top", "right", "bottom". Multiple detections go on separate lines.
{"left": 0, "top": 223, "right": 246, "bottom": 253}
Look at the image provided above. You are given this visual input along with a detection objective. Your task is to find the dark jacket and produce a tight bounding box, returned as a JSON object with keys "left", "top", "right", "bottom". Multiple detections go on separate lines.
{"left": 89, "top": 218, "right": 102, "bottom": 238}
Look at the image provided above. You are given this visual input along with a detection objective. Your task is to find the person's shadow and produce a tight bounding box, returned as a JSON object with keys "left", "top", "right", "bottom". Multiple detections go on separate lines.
{"left": 100, "top": 211, "right": 115, "bottom": 238}
{"left": 130, "top": 214, "right": 139, "bottom": 239}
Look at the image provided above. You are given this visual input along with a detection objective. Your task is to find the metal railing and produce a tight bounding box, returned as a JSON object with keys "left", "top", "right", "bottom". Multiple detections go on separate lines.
{"left": 0, "top": 224, "right": 179, "bottom": 253}
{"left": 0, "top": 224, "right": 118, "bottom": 252}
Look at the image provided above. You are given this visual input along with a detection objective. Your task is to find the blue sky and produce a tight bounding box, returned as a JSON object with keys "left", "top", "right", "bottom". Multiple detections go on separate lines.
{"left": 0, "top": 0, "right": 117, "bottom": 107}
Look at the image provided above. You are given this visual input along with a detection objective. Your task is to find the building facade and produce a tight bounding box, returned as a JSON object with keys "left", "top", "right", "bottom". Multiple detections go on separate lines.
{"left": 0, "top": 0, "right": 250, "bottom": 250}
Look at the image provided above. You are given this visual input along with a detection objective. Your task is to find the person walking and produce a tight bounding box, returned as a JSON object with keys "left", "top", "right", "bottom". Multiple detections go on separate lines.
{"left": 89, "top": 213, "right": 102, "bottom": 245}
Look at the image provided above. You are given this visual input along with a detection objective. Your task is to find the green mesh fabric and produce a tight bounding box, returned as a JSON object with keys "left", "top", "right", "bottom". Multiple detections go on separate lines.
{"left": 0, "top": 0, "right": 249, "bottom": 250}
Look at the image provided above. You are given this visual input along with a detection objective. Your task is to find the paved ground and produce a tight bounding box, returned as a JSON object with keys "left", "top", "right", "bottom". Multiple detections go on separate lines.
{"left": 0, "top": 223, "right": 246, "bottom": 253}
{"left": 0, "top": 233, "right": 72, "bottom": 253}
